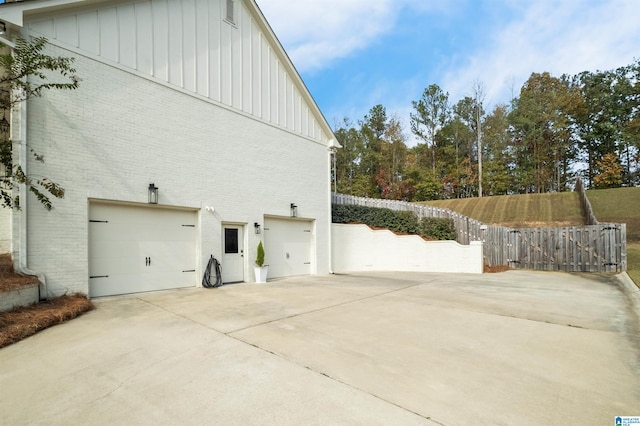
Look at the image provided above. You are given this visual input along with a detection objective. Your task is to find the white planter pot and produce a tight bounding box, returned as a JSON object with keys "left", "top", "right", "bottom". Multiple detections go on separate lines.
{"left": 254, "top": 266, "right": 268, "bottom": 283}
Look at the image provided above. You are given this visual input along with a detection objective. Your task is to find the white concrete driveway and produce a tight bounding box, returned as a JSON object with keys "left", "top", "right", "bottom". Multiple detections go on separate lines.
{"left": 1, "top": 271, "right": 639, "bottom": 425}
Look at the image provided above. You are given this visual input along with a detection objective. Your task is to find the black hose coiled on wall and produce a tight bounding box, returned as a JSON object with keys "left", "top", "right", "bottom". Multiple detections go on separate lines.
{"left": 202, "top": 255, "right": 223, "bottom": 288}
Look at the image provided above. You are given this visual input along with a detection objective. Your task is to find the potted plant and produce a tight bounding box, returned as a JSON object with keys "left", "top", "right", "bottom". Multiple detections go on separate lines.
{"left": 254, "top": 241, "right": 268, "bottom": 283}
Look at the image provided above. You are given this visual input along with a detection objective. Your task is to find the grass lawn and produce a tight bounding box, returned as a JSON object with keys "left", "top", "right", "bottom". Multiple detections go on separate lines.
{"left": 627, "top": 243, "right": 640, "bottom": 285}
{"left": 588, "top": 187, "right": 640, "bottom": 287}
{"left": 424, "top": 192, "right": 585, "bottom": 228}
{"left": 587, "top": 187, "right": 640, "bottom": 241}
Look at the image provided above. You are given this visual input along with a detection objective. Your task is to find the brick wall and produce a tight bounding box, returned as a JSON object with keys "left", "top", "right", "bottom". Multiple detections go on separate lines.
{"left": 0, "top": 285, "right": 39, "bottom": 312}
{"left": 0, "top": 207, "right": 9, "bottom": 253}
{"left": 24, "top": 45, "right": 331, "bottom": 296}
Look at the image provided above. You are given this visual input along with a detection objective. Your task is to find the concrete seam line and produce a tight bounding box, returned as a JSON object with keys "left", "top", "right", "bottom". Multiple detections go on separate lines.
{"left": 298, "top": 366, "right": 448, "bottom": 426}
{"left": 227, "top": 332, "right": 446, "bottom": 426}
{"left": 135, "top": 297, "right": 228, "bottom": 335}
{"left": 226, "top": 282, "right": 427, "bottom": 334}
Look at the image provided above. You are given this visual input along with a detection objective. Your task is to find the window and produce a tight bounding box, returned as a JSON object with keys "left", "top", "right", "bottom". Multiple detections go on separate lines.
{"left": 224, "top": 228, "right": 239, "bottom": 254}
{"left": 225, "top": 0, "right": 234, "bottom": 24}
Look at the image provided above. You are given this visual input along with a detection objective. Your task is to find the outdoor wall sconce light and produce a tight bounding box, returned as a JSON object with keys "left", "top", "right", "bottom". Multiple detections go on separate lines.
{"left": 290, "top": 203, "right": 298, "bottom": 217}
{"left": 254, "top": 222, "right": 261, "bottom": 234}
{"left": 148, "top": 183, "right": 158, "bottom": 204}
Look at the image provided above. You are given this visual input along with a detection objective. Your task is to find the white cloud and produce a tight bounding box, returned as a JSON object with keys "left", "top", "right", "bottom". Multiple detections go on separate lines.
{"left": 441, "top": 0, "right": 640, "bottom": 107}
{"left": 255, "top": 0, "right": 441, "bottom": 73}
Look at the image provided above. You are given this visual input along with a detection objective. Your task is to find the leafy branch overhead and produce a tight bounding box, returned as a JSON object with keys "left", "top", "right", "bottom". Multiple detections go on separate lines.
{"left": 1, "top": 36, "right": 80, "bottom": 210}
{"left": 0, "top": 37, "right": 80, "bottom": 108}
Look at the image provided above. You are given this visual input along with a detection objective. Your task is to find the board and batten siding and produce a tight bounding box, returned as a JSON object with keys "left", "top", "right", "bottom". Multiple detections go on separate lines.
{"left": 26, "top": 0, "right": 323, "bottom": 142}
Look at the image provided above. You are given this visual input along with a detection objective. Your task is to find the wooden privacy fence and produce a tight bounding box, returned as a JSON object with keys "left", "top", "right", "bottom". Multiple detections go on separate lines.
{"left": 483, "top": 223, "right": 626, "bottom": 272}
{"left": 332, "top": 193, "right": 627, "bottom": 273}
{"left": 574, "top": 177, "right": 599, "bottom": 225}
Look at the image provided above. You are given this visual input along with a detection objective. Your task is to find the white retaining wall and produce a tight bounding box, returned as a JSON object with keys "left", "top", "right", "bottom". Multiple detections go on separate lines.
{"left": 0, "top": 284, "right": 39, "bottom": 312}
{"left": 332, "top": 224, "right": 483, "bottom": 274}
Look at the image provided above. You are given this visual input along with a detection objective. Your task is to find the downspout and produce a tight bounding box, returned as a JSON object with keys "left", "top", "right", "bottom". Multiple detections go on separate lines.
{"left": 327, "top": 139, "right": 339, "bottom": 274}
{"left": 327, "top": 145, "right": 333, "bottom": 274}
{"left": 1, "top": 34, "right": 48, "bottom": 299}
{"left": 14, "top": 87, "right": 47, "bottom": 299}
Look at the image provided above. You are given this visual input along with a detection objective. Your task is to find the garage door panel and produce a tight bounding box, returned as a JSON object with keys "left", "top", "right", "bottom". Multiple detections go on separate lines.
{"left": 89, "top": 203, "right": 197, "bottom": 297}
{"left": 264, "top": 218, "right": 313, "bottom": 279}
{"left": 88, "top": 224, "right": 115, "bottom": 241}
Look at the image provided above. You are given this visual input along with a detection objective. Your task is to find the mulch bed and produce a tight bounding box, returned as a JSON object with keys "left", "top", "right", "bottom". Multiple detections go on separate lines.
{"left": 484, "top": 264, "right": 510, "bottom": 273}
{"left": 1, "top": 253, "right": 95, "bottom": 349}
{"left": 0, "top": 293, "right": 95, "bottom": 349}
{"left": 0, "top": 253, "right": 41, "bottom": 291}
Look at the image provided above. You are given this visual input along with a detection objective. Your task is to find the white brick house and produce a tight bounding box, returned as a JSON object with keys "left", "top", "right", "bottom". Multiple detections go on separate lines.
{"left": 0, "top": 0, "right": 338, "bottom": 297}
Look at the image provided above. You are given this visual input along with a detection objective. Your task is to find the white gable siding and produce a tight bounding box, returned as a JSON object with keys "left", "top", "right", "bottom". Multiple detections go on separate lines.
{"left": 26, "top": 0, "right": 327, "bottom": 142}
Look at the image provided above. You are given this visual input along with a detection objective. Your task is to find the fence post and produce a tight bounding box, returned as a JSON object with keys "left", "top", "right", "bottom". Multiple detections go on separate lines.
{"left": 575, "top": 177, "right": 598, "bottom": 225}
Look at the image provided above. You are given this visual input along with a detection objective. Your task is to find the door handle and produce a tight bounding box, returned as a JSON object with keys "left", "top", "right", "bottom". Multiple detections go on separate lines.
{"left": 145, "top": 257, "right": 151, "bottom": 266}
{"left": 240, "top": 249, "right": 244, "bottom": 258}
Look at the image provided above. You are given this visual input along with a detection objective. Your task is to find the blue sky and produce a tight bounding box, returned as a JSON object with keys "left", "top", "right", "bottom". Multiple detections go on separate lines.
{"left": 256, "top": 0, "right": 640, "bottom": 143}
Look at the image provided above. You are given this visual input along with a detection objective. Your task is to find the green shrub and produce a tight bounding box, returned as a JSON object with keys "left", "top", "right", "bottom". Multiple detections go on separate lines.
{"left": 256, "top": 241, "right": 265, "bottom": 267}
{"left": 332, "top": 204, "right": 456, "bottom": 240}
{"left": 419, "top": 217, "right": 457, "bottom": 240}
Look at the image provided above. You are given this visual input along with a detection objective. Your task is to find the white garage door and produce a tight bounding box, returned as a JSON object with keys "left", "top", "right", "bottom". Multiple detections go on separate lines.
{"left": 89, "top": 203, "right": 197, "bottom": 297}
{"left": 263, "top": 217, "right": 313, "bottom": 278}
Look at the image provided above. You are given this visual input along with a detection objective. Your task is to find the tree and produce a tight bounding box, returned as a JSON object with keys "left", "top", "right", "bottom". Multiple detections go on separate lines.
{"left": 593, "top": 153, "right": 623, "bottom": 189}
{"left": 472, "top": 81, "right": 486, "bottom": 197}
{"left": 572, "top": 62, "right": 640, "bottom": 187}
{"left": 482, "top": 105, "right": 512, "bottom": 195}
{"left": 377, "top": 115, "right": 409, "bottom": 199}
{"left": 443, "top": 92, "right": 486, "bottom": 198}
{"left": 334, "top": 118, "right": 364, "bottom": 195}
{"left": 436, "top": 117, "right": 474, "bottom": 198}
{"left": 334, "top": 107, "right": 410, "bottom": 200}
{"left": 410, "top": 84, "right": 450, "bottom": 177}
{"left": 358, "top": 105, "right": 388, "bottom": 197}
{"left": 509, "top": 72, "right": 579, "bottom": 193}
{"left": 616, "top": 60, "right": 640, "bottom": 185}
{"left": 1, "top": 36, "right": 79, "bottom": 210}
{"left": 401, "top": 146, "right": 437, "bottom": 201}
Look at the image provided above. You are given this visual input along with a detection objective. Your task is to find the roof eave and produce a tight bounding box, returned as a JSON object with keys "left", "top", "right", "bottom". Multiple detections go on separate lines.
{"left": 0, "top": 0, "right": 103, "bottom": 27}
{"left": 246, "top": 0, "right": 337, "bottom": 145}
